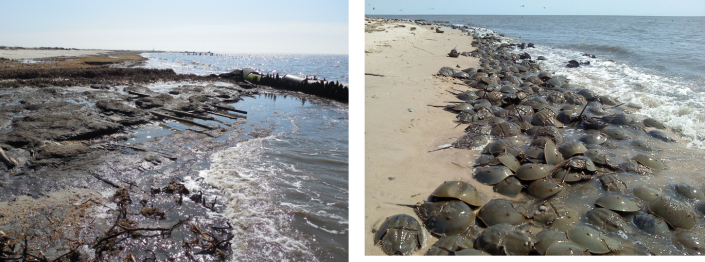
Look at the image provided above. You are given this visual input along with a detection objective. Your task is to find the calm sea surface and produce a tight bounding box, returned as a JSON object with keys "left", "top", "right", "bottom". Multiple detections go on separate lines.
{"left": 142, "top": 53, "right": 348, "bottom": 261}
{"left": 372, "top": 15, "right": 705, "bottom": 149}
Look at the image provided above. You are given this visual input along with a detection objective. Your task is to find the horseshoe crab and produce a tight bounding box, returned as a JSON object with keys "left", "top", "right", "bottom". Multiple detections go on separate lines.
{"left": 595, "top": 194, "right": 643, "bottom": 212}
{"left": 586, "top": 208, "right": 634, "bottom": 234}
{"left": 483, "top": 139, "right": 523, "bottom": 156}
{"left": 455, "top": 249, "right": 497, "bottom": 262}
{"left": 531, "top": 201, "right": 578, "bottom": 229}
{"left": 531, "top": 126, "right": 563, "bottom": 144}
{"left": 532, "top": 110, "right": 563, "bottom": 127}
{"left": 503, "top": 226, "right": 537, "bottom": 261}
{"left": 585, "top": 149, "right": 619, "bottom": 170}
{"left": 579, "top": 133, "right": 607, "bottom": 145}
{"left": 633, "top": 213, "right": 670, "bottom": 235}
{"left": 474, "top": 165, "right": 513, "bottom": 185}
{"left": 430, "top": 181, "right": 483, "bottom": 207}
{"left": 648, "top": 196, "right": 699, "bottom": 230}
{"left": 515, "top": 163, "right": 551, "bottom": 181}
{"left": 527, "top": 178, "right": 565, "bottom": 200}
{"left": 490, "top": 122, "right": 521, "bottom": 137}
{"left": 632, "top": 186, "right": 663, "bottom": 202}
{"left": 424, "top": 235, "right": 474, "bottom": 255}
{"left": 457, "top": 90, "right": 479, "bottom": 102}
{"left": 414, "top": 200, "right": 475, "bottom": 237}
{"left": 648, "top": 130, "right": 675, "bottom": 142}
{"left": 543, "top": 139, "right": 564, "bottom": 165}
{"left": 551, "top": 156, "right": 596, "bottom": 183}
{"left": 631, "top": 139, "right": 658, "bottom": 152}
{"left": 643, "top": 118, "right": 666, "bottom": 129}
{"left": 474, "top": 224, "right": 513, "bottom": 255}
{"left": 674, "top": 184, "right": 705, "bottom": 201}
{"left": 496, "top": 152, "right": 521, "bottom": 172}
{"left": 452, "top": 133, "right": 491, "bottom": 149}
{"left": 675, "top": 230, "right": 705, "bottom": 255}
{"left": 602, "top": 126, "right": 629, "bottom": 139}
{"left": 599, "top": 174, "right": 628, "bottom": 193}
{"left": 544, "top": 241, "right": 590, "bottom": 255}
{"left": 632, "top": 154, "right": 665, "bottom": 171}
{"left": 493, "top": 176, "right": 523, "bottom": 197}
{"left": 477, "top": 199, "right": 529, "bottom": 226}
{"left": 558, "top": 141, "right": 588, "bottom": 158}
{"left": 374, "top": 214, "right": 426, "bottom": 255}
{"left": 601, "top": 113, "right": 632, "bottom": 125}
{"left": 567, "top": 225, "right": 623, "bottom": 254}
{"left": 534, "top": 229, "right": 569, "bottom": 255}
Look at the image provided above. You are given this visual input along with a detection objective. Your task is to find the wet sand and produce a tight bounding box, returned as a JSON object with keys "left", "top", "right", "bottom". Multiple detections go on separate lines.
{"left": 364, "top": 18, "right": 495, "bottom": 255}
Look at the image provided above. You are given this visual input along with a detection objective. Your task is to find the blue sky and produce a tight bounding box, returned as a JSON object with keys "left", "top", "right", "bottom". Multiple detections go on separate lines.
{"left": 0, "top": 0, "right": 348, "bottom": 54}
{"left": 365, "top": 0, "right": 705, "bottom": 16}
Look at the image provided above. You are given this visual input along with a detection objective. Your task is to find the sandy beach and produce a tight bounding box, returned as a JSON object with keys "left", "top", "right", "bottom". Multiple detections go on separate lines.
{"left": 0, "top": 48, "right": 114, "bottom": 60}
{"left": 364, "top": 18, "right": 499, "bottom": 255}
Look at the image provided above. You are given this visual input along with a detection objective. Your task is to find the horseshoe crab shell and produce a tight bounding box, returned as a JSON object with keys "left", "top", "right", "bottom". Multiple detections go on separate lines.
{"left": 648, "top": 196, "right": 698, "bottom": 230}
{"left": 374, "top": 214, "right": 426, "bottom": 255}
{"left": 535, "top": 229, "right": 569, "bottom": 255}
{"left": 424, "top": 235, "right": 474, "bottom": 255}
{"left": 416, "top": 200, "right": 475, "bottom": 237}
{"left": 543, "top": 139, "right": 564, "bottom": 165}
{"left": 430, "top": 181, "right": 483, "bottom": 207}
{"left": 496, "top": 152, "right": 521, "bottom": 172}
{"left": 527, "top": 178, "right": 565, "bottom": 200}
{"left": 633, "top": 213, "right": 670, "bottom": 235}
{"left": 558, "top": 141, "right": 588, "bottom": 158}
{"left": 477, "top": 199, "right": 528, "bottom": 226}
{"left": 580, "top": 133, "right": 607, "bottom": 145}
{"left": 545, "top": 241, "right": 590, "bottom": 255}
{"left": 631, "top": 139, "right": 658, "bottom": 152}
{"left": 595, "top": 194, "right": 643, "bottom": 212}
{"left": 567, "top": 225, "right": 623, "bottom": 254}
{"left": 675, "top": 230, "right": 705, "bottom": 255}
{"left": 632, "top": 186, "right": 663, "bottom": 202}
{"left": 515, "top": 163, "right": 551, "bottom": 181}
{"left": 455, "top": 249, "right": 497, "bottom": 262}
{"left": 632, "top": 154, "right": 665, "bottom": 171}
{"left": 674, "top": 184, "right": 705, "bottom": 201}
{"left": 648, "top": 130, "right": 675, "bottom": 142}
{"left": 493, "top": 176, "right": 523, "bottom": 197}
{"left": 474, "top": 165, "right": 513, "bottom": 185}
{"left": 586, "top": 208, "right": 634, "bottom": 234}
{"left": 643, "top": 118, "right": 666, "bottom": 129}
{"left": 474, "top": 224, "right": 513, "bottom": 255}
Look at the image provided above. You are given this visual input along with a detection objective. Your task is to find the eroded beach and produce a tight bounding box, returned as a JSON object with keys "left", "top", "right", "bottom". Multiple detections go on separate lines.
{"left": 0, "top": 48, "right": 348, "bottom": 261}
{"left": 366, "top": 17, "right": 705, "bottom": 256}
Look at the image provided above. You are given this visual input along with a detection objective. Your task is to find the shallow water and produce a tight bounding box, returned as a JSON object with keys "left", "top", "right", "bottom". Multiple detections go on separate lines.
{"left": 135, "top": 51, "right": 349, "bottom": 261}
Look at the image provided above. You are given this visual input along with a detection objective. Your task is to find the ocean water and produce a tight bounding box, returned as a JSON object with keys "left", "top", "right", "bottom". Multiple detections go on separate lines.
{"left": 141, "top": 52, "right": 349, "bottom": 83}
{"left": 372, "top": 15, "right": 705, "bottom": 149}
{"left": 142, "top": 54, "right": 348, "bottom": 261}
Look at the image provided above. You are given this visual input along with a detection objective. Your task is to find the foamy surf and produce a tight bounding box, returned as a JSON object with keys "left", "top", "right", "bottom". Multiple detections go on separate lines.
{"left": 199, "top": 136, "right": 317, "bottom": 261}
{"left": 519, "top": 44, "right": 705, "bottom": 149}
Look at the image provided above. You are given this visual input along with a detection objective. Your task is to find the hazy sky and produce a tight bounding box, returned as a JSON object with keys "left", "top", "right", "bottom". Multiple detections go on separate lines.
{"left": 365, "top": 0, "right": 705, "bottom": 16}
{"left": 0, "top": 0, "right": 348, "bottom": 54}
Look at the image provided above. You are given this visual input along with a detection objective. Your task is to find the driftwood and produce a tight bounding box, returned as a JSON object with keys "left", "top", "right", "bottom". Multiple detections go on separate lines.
{"left": 160, "top": 108, "right": 215, "bottom": 120}
{"left": 212, "top": 105, "right": 247, "bottom": 115}
{"left": 150, "top": 111, "right": 215, "bottom": 130}
{"left": 89, "top": 171, "right": 121, "bottom": 188}
{"left": 207, "top": 110, "right": 245, "bottom": 119}
{"left": 0, "top": 146, "right": 18, "bottom": 169}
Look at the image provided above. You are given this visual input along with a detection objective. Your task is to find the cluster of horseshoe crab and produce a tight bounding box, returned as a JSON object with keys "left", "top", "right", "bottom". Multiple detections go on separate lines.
{"left": 373, "top": 25, "right": 705, "bottom": 256}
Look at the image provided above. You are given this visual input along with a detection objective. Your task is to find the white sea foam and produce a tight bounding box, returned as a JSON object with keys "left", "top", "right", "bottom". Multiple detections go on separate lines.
{"left": 507, "top": 40, "right": 705, "bottom": 149}
{"left": 199, "top": 136, "right": 317, "bottom": 261}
